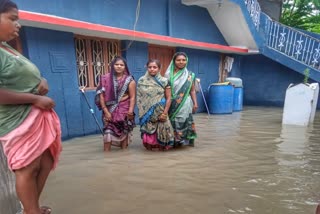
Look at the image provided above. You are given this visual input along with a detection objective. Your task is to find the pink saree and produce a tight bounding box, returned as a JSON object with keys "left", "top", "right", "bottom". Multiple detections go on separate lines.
{"left": 0, "top": 106, "right": 62, "bottom": 171}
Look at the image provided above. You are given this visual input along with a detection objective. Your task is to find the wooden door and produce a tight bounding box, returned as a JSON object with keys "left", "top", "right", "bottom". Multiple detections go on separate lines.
{"left": 148, "top": 45, "right": 175, "bottom": 76}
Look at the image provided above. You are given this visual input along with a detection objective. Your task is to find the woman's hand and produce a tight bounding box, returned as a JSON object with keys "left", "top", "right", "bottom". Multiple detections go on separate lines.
{"left": 192, "top": 104, "right": 198, "bottom": 114}
{"left": 37, "top": 78, "right": 49, "bottom": 95}
{"left": 158, "top": 113, "right": 168, "bottom": 122}
{"left": 127, "top": 112, "right": 135, "bottom": 121}
{"left": 33, "top": 96, "right": 55, "bottom": 110}
{"left": 103, "top": 108, "right": 112, "bottom": 123}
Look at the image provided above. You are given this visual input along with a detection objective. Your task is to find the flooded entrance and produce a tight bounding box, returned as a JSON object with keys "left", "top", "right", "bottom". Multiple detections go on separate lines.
{"left": 41, "top": 107, "right": 320, "bottom": 213}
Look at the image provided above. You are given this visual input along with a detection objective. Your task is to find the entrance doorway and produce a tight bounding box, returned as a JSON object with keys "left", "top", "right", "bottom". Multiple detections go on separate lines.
{"left": 148, "top": 45, "right": 175, "bottom": 76}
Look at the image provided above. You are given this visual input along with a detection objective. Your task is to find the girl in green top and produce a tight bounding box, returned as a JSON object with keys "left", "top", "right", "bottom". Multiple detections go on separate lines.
{"left": 0, "top": 1, "right": 62, "bottom": 214}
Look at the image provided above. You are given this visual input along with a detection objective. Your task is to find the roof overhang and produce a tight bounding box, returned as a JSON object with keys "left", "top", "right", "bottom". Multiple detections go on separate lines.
{"left": 19, "top": 10, "right": 249, "bottom": 54}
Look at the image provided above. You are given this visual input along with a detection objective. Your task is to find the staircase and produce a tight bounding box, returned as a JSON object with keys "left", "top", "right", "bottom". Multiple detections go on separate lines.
{"left": 182, "top": 0, "right": 320, "bottom": 81}
{"left": 263, "top": 16, "right": 320, "bottom": 81}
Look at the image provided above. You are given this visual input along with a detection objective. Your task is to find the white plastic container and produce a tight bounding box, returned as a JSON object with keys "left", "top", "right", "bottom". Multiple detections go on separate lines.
{"left": 226, "top": 77, "right": 243, "bottom": 87}
{"left": 282, "top": 83, "right": 319, "bottom": 126}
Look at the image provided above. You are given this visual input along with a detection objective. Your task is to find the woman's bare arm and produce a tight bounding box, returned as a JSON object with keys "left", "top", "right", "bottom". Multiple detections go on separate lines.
{"left": 100, "top": 92, "right": 112, "bottom": 121}
{"left": 190, "top": 83, "right": 198, "bottom": 113}
{"left": 99, "top": 93, "right": 110, "bottom": 113}
{"left": 37, "top": 78, "right": 49, "bottom": 95}
{"left": 0, "top": 88, "right": 55, "bottom": 110}
{"left": 128, "top": 80, "right": 136, "bottom": 114}
{"left": 163, "top": 87, "right": 171, "bottom": 115}
{"left": 0, "top": 88, "right": 38, "bottom": 104}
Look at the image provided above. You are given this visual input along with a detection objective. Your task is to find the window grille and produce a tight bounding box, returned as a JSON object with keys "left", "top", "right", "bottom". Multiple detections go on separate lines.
{"left": 75, "top": 36, "right": 120, "bottom": 88}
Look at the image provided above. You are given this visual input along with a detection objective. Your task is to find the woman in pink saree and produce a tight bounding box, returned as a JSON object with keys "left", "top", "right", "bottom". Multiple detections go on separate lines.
{"left": 96, "top": 56, "right": 136, "bottom": 152}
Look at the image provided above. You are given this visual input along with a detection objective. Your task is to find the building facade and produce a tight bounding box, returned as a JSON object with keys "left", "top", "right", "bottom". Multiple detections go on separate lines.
{"left": 13, "top": 0, "right": 320, "bottom": 139}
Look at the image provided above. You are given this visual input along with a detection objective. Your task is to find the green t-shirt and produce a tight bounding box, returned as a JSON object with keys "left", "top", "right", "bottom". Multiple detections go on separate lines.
{"left": 0, "top": 43, "right": 41, "bottom": 136}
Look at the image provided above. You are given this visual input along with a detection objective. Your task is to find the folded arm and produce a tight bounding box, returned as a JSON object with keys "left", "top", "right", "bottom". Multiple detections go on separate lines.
{"left": 0, "top": 88, "right": 55, "bottom": 110}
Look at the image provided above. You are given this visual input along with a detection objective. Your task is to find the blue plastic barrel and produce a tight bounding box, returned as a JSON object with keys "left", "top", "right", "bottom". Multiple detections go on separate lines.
{"left": 208, "top": 84, "right": 234, "bottom": 114}
{"left": 233, "top": 87, "right": 243, "bottom": 111}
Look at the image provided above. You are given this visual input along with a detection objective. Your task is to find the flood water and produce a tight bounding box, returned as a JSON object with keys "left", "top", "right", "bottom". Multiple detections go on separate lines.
{"left": 41, "top": 107, "right": 320, "bottom": 214}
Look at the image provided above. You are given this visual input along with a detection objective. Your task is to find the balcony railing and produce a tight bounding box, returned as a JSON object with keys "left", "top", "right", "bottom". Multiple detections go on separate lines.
{"left": 244, "top": 0, "right": 261, "bottom": 29}
{"left": 266, "top": 18, "right": 320, "bottom": 71}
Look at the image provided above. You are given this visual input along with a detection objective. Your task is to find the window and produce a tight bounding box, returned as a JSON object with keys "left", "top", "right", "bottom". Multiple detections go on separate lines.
{"left": 75, "top": 36, "right": 120, "bottom": 89}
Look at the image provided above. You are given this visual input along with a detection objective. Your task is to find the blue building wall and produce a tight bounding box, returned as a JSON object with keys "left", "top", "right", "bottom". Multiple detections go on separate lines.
{"left": 241, "top": 54, "right": 320, "bottom": 108}
{"left": 21, "top": 27, "right": 96, "bottom": 140}
{"left": 24, "top": 26, "right": 113, "bottom": 139}
{"left": 168, "top": 1, "right": 226, "bottom": 44}
{"left": 15, "top": 0, "right": 227, "bottom": 45}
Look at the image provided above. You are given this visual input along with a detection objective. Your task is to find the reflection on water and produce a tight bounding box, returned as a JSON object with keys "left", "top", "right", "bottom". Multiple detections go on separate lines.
{"left": 275, "top": 123, "right": 320, "bottom": 211}
{"left": 41, "top": 107, "right": 320, "bottom": 214}
{"left": 277, "top": 124, "right": 313, "bottom": 156}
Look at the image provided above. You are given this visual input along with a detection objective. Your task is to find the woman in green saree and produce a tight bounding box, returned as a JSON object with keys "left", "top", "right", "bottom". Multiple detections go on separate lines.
{"left": 165, "top": 52, "right": 198, "bottom": 147}
{"left": 137, "top": 59, "right": 174, "bottom": 151}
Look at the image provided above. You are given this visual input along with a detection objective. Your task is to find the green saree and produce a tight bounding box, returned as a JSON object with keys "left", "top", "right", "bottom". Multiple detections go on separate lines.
{"left": 165, "top": 57, "right": 197, "bottom": 146}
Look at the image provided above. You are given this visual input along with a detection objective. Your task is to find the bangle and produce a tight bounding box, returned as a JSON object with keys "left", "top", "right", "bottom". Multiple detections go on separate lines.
{"left": 127, "top": 112, "right": 134, "bottom": 115}
{"left": 161, "top": 113, "right": 167, "bottom": 117}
